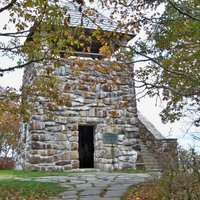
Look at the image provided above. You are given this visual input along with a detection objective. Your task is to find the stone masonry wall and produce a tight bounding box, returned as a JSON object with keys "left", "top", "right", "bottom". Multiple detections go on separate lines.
{"left": 16, "top": 58, "right": 141, "bottom": 171}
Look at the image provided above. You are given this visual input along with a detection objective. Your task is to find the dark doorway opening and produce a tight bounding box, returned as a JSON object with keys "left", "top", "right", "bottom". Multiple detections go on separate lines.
{"left": 78, "top": 125, "right": 94, "bottom": 168}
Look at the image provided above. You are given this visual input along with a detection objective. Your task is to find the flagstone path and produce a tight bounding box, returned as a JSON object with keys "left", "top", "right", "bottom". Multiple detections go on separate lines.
{"left": 35, "top": 172, "right": 152, "bottom": 200}
{"left": 0, "top": 171, "right": 154, "bottom": 200}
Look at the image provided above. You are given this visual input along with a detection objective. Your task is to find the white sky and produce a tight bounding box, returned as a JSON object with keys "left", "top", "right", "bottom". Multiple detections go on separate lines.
{"left": 0, "top": 1, "right": 199, "bottom": 152}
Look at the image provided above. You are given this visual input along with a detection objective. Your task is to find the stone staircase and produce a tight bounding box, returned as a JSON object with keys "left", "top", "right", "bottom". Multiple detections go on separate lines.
{"left": 139, "top": 141, "right": 162, "bottom": 172}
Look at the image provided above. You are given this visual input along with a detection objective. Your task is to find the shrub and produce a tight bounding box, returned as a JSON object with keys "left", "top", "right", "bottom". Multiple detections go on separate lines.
{"left": 123, "top": 148, "right": 200, "bottom": 200}
{"left": 0, "top": 157, "right": 15, "bottom": 170}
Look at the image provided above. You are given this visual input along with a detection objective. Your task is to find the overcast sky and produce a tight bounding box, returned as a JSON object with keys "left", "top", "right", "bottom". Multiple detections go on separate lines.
{"left": 0, "top": 2, "right": 199, "bottom": 151}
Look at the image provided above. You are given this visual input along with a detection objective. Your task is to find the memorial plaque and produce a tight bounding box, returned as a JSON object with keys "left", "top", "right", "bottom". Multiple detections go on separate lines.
{"left": 103, "top": 133, "right": 118, "bottom": 144}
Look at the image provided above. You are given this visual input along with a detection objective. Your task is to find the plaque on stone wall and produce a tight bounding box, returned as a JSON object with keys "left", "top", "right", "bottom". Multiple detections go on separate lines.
{"left": 103, "top": 133, "right": 118, "bottom": 144}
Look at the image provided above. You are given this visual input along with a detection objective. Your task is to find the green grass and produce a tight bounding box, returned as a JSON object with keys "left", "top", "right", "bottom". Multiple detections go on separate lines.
{"left": 0, "top": 170, "right": 70, "bottom": 178}
{"left": 0, "top": 180, "right": 66, "bottom": 200}
{"left": 0, "top": 170, "right": 69, "bottom": 199}
{"left": 0, "top": 169, "right": 146, "bottom": 179}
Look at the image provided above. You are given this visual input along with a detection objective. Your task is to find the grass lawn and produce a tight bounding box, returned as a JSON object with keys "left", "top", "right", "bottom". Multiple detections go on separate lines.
{"left": 0, "top": 169, "right": 146, "bottom": 179}
{"left": 0, "top": 170, "right": 69, "bottom": 200}
{"left": 0, "top": 180, "right": 67, "bottom": 200}
{"left": 0, "top": 170, "right": 70, "bottom": 178}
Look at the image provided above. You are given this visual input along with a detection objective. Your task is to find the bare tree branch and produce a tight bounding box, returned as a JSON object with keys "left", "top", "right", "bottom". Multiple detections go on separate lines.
{"left": 0, "top": 59, "right": 44, "bottom": 73}
{"left": 0, "top": 0, "right": 17, "bottom": 13}
{"left": 168, "top": 0, "right": 200, "bottom": 22}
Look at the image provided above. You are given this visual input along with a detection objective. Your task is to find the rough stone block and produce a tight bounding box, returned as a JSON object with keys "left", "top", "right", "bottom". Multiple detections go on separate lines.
{"left": 45, "top": 121, "right": 56, "bottom": 126}
{"left": 104, "top": 149, "right": 115, "bottom": 159}
{"left": 71, "top": 160, "right": 79, "bottom": 168}
{"left": 61, "top": 125, "right": 67, "bottom": 131}
{"left": 31, "top": 142, "right": 46, "bottom": 149}
{"left": 88, "top": 108, "right": 96, "bottom": 117}
{"left": 31, "top": 134, "right": 48, "bottom": 142}
{"left": 95, "top": 150, "right": 105, "bottom": 158}
{"left": 127, "top": 108, "right": 136, "bottom": 113}
{"left": 71, "top": 130, "right": 78, "bottom": 136}
{"left": 56, "top": 133, "right": 67, "bottom": 141}
{"left": 124, "top": 126, "right": 139, "bottom": 132}
{"left": 48, "top": 166, "right": 64, "bottom": 172}
{"left": 40, "top": 156, "right": 53, "bottom": 163}
{"left": 30, "top": 150, "right": 40, "bottom": 155}
{"left": 34, "top": 108, "right": 44, "bottom": 115}
{"left": 113, "top": 148, "right": 122, "bottom": 157}
{"left": 121, "top": 95, "right": 132, "bottom": 101}
{"left": 103, "top": 98, "right": 112, "bottom": 105}
{"left": 32, "top": 115, "right": 46, "bottom": 121}
{"left": 69, "top": 136, "right": 78, "bottom": 142}
{"left": 64, "top": 165, "right": 73, "bottom": 170}
{"left": 53, "top": 152, "right": 70, "bottom": 161}
{"left": 38, "top": 150, "right": 48, "bottom": 156}
{"left": 78, "top": 84, "right": 88, "bottom": 91}
{"left": 123, "top": 139, "right": 134, "bottom": 146}
{"left": 31, "top": 121, "right": 45, "bottom": 130}
{"left": 84, "top": 98, "right": 94, "bottom": 104}
{"left": 25, "top": 164, "right": 36, "bottom": 171}
{"left": 103, "top": 163, "right": 114, "bottom": 171}
{"left": 107, "top": 110, "right": 120, "bottom": 118}
{"left": 46, "top": 126, "right": 62, "bottom": 132}
{"left": 59, "top": 110, "right": 78, "bottom": 116}
{"left": 47, "top": 149, "right": 56, "bottom": 156}
{"left": 55, "top": 160, "right": 71, "bottom": 166}
{"left": 80, "top": 110, "right": 87, "bottom": 117}
{"left": 29, "top": 155, "right": 53, "bottom": 164}
{"left": 114, "top": 118, "right": 126, "bottom": 124}
{"left": 75, "top": 96, "right": 85, "bottom": 103}
{"left": 54, "top": 116, "right": 68, "bottom": 124}
{"left": 95, "top": 132, "right": 102, "bottom": 141}
{"left": 96, "top": 91, "right": 108, "bottom": 98}
{"left": 118, "top": 135, "right": 125, "bottom": 142}
{"left": 71, "top": 124, "right": 78, "bottom": 131}
{"left": 71, "top": 142, "right": 78, "bottom": 150}
{"left": 29, "top": 156, "right": 41, "bottom": 164}
{"left": 64, "top": 83, "right": 72, "bottom": 91}
{"left": 97, "top": 110, "right": 107, "bottom": 118}
{"left": 70, "top": 151, "right": 78, "bottom": 159}
{"left": 127, "top": 118, "right": 137, "bottom": 125}
{"left": 122, "top": 150, "right": 137, "bottom": 156}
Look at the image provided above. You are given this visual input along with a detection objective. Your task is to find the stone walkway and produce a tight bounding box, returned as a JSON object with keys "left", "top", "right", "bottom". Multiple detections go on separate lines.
{"left": 35, "top": 172, "right": 152, "bottom": 200}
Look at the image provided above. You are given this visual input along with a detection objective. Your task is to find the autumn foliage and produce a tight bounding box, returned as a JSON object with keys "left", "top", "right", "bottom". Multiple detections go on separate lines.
{"left": 0, "top": 87, "right": 20, "bottom": 159}
{"left": 123, "top": 149, "right": 200, "bottom": 200}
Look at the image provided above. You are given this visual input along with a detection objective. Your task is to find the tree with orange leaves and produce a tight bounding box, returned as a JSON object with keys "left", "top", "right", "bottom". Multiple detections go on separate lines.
{"left": 0, "top": 87, "right": 20, "bottom": 157}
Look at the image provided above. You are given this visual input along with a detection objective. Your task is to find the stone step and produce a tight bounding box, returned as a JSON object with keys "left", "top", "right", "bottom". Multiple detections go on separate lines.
{"left": 142, "top": 155, "right": 158, "bottom": 158}
{"left": 139, "top": 141, "right": 162, "bottom": 172}
{"left": 142, "top": 158, "right": 160, "bottom": 163}
{"left": 145, "top": 165, "right": 161, "bottom": 168}
{"left": 143, "top": 163, "right": 160, "bottom": 167}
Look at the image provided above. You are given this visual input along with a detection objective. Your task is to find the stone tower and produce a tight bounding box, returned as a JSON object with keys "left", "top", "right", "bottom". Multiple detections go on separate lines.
{"left": 16, "top": 1, "right": 177, "bottom": 171}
